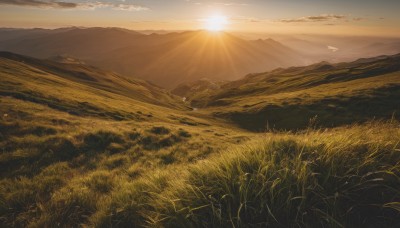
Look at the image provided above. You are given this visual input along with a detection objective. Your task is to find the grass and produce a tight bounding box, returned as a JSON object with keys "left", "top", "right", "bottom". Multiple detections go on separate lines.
{"left": 0, "top": 96, "right": 249, "bottom": 227}
{"left": 215, "top": 77, "right": 400, "bottom": 131}
{"left": 189, "top": 54, "right": 400, "bottom": 131}
{"left": 89, "top": 121, "right": 400, "bottom": 228}
{"left": 2, "top": 120, "right": 398, "bottom": 227}
{"left": 1, "top": 52, "right": 400, "bottom": 227}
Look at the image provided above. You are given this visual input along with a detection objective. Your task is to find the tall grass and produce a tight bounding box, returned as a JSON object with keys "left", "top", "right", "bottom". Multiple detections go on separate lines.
{"left": 1, "top": 120, "right": 399, "bottom": 227}
{"left": 93, "top": 121, "right": 400, "bottom": 227}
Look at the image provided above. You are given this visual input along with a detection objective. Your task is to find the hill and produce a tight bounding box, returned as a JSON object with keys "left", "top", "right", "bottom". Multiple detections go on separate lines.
{"left": 0, "top": 28, "right": 310, "bottom": 88}
{"left": 0, "top": 51, "right": 186, "bottom": 113}
{"left": 0, "top": 52, "right": 251, "bottom": 226}
{"left": 185, "top": 53, "right": 400, "bottom": 130}
{"left": 171, "top": 78, "right": 222, "bottom": 99}
{"left": 0, "top": 52, "right": 399, "bottom": 227}
{"left": 89, "top": 121, "right": 400, "bottom": 228}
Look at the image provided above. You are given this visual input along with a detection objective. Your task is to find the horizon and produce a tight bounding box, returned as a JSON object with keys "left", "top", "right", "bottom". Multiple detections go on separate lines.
{"left": 2, "top": 26, "right": 400, "bottom": 39}
{"left": 1, "top": 0, "right": 400, "bottom": 37}
{"left": 1, "top": 25, "right": 399, "bottom": 87}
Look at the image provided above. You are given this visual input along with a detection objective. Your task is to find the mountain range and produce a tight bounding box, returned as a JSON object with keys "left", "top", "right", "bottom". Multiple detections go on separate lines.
{"left": 0, "top": 27, "right": 312, "bottom": 88}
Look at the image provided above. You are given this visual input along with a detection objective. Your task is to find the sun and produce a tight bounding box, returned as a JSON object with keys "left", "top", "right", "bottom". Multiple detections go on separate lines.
{"left": 204, "top": 15, "right": 228, "bottom": 32}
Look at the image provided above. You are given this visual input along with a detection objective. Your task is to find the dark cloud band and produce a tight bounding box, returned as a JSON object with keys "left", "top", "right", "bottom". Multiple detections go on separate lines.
{"left": 279, "top": 14, "right": 347, "bottom": 23}
{"left": 0, "top": 0, "right": 149, "bottom": 11}
{"left": 0, "top": 0, "right": 77, "bottom": 8}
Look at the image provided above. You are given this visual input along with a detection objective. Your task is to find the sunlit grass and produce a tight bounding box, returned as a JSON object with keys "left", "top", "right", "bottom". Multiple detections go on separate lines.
{"left": 91, "top": 121, "right": 400, "bottom": 227}
{"left": 3, "top": 119, "right": 398, "bottom": 227}
{"left": 0, "top": 95, "right": 250, "bottom": 227}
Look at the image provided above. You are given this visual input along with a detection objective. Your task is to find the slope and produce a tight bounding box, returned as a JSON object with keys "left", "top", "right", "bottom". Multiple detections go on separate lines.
{"left": 0, "top": 52, "right": 252, "bottom": 226}
{"left": 1, "top": 52, "right": 399, "bottom": 227}
{"left": 0, "top": 51, "right": 185, "bottom": 114}
{"left": 187, "top": 53, "right": 400, "bottom": 130}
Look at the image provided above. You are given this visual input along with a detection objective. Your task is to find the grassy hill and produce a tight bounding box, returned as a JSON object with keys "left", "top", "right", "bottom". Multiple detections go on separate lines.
{"left": 0, "top": 52, "right": 399, "bottom": 227}
{"left": 89, "top": 121, "right": 400, "bottom": 228}
{"left": 0, "top": 51, "right": 184, "bottom": 112}
{"left": 0, "top": 53, "right": 252, "bottom": 226}
{"left": 188, "top": 53, "right": 400, "bottom": 131}
{"left": 171, "top": 78, "right": 222, "bottom": 99}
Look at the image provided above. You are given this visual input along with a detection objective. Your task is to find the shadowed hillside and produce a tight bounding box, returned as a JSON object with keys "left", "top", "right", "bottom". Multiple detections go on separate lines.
{"left": 184, "top": 53, "right": 400, "bottom": 131}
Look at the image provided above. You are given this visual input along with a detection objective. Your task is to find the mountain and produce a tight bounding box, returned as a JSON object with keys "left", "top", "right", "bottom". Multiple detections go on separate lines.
{"left": 98, "top": 31, "right": 311, "bottom": 88}
{"left": 185, "top": 53, "right": 400, "bottom": 130}
{"left": 0, "top": 28, "right": 311, "bottom": 88}
{"left": 0, "top": 27, "right": 143, "bottom": 58}
{"left": 2, "top": 28, "right": 399, "bottom": 88}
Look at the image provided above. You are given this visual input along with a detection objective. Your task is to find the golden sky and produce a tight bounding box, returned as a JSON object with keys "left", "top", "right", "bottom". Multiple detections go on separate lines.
{"left": 0, "top": 0, "right": 399, "bottom": 36}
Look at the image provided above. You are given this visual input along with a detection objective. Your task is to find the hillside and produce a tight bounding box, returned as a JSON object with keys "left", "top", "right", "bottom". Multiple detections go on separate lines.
{"left": 88, "top": 121, "right": 400, "bottom": 228}
{"left": 0, "top": 52, "right": 188, "bottom": 114}
{"left": 185, "top": 53, "right": 400, "bottom": 130}
{"left": 0, "top": 52, "right": 252, "bottom": 226}
{"left": 0, "top": 51, "right": 400, "bottom": 227}
{"left": 0, "top": 28, "right": 310, "bottom": 88}
{"left": 171, "top": 78, "right": 222, "bottom": 99}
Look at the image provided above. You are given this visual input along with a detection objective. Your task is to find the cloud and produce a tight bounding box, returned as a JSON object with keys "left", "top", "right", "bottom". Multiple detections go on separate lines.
{"left": 328, "top": 46, "right": 339, "bottom": 52}
{"left": 85, "top": 2, "right": 149, "bottom": 11}
{"left": 230, "top": 16, "right": 263, "bottom": 23}
{"left": 352, "top": 17, "right": 364, "bottom": 21}
{"left": 278, "top": 14, "right": 347, "bottom": 23}
{"left": 0, "top": 0, "right": 77, "bottom": 8}
{"left": 0, "top": 0, "right": 149, "bottom": 11}
{"left": 213, "top": 2, "right": 248, "bottom": 6}
{"left": 189, "top": 1, "right": 248, "bottom": 7}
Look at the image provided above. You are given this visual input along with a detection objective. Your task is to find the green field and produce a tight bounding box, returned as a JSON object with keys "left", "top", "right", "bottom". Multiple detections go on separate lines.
{"left": 1, "top": 52, "right": 399, "bottom": 227}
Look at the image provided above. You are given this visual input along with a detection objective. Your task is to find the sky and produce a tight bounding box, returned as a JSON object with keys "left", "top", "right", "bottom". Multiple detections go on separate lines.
{"left": 0, "top": 0, "right": 399, "bottom": 36}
